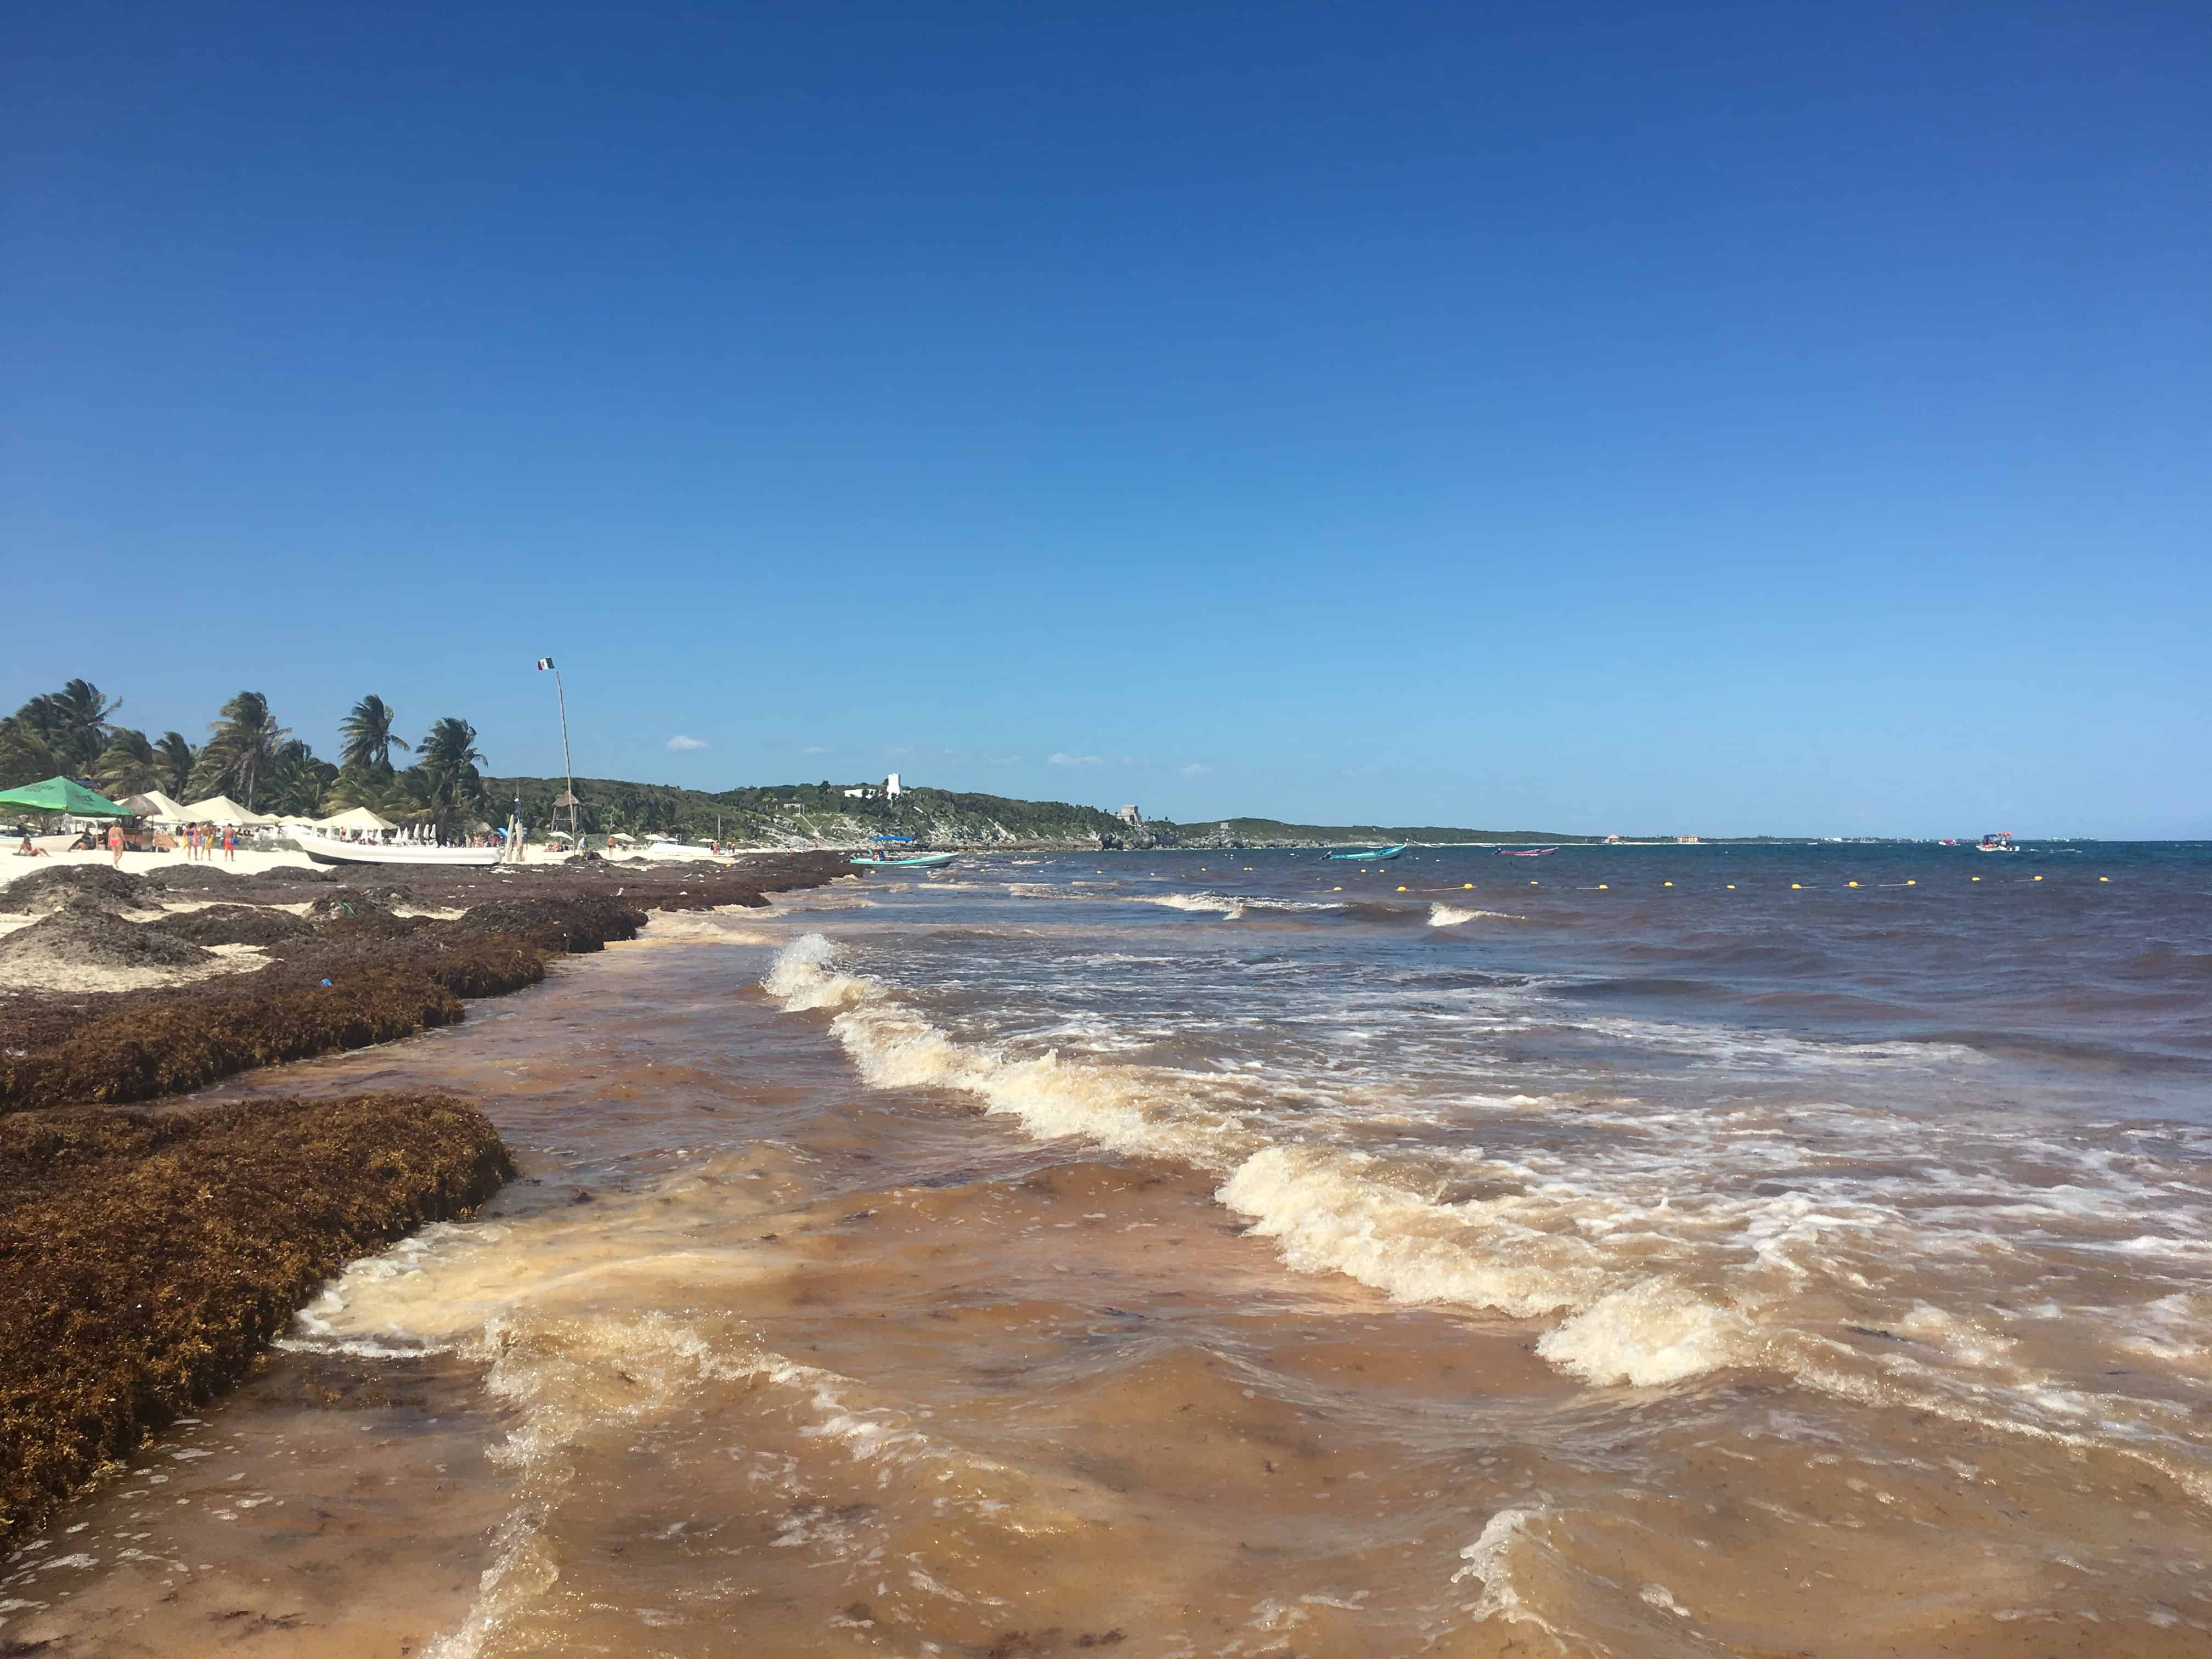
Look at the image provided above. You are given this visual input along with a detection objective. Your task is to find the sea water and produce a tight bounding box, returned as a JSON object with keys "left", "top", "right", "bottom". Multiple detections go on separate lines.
{"left": 8, "top": 842, "right": 2210, "bottom": 1656}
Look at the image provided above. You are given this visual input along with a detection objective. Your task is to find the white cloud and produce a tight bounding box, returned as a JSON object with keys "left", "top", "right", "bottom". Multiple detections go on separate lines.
{"left": 665, "top": 735, "right": 709, "bottom": 752}
{"left": 1049, "top": 752, "right": 1103, "bottom": 765}
{"left": 800, "top": 745, "right": 829, "bottom": 755}
{"left": 1181, "top": 762, "right": 1212, "bottom": 778}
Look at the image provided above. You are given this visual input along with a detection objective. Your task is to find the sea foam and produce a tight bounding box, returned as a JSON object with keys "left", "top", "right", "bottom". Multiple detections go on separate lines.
{"left": 763, "top": 935, "right": 1762, "bottom": 1390}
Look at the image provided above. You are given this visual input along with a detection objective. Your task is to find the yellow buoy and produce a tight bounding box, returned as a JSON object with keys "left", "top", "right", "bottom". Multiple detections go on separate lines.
{"left": 1463, "top": 883, "right": 1474, "bottom": 890}
{"left": 1598, "top": 883, "right": 1609, "bottom": 890}
{"left": 1906, "top": 879, "right": 1916, "bottom": 885}
{"left": 1848, "top": 881, "right": 1859, "bottom": 888}
{"left": 1333, "top": 886, "right": 1341, "bottom": 891}
{"left": 1791, "top": 883, "right": 1802, "bottom": 890}
{"left": 1530, "top": 880, "right": 1539, "bottom": 885}
{"left": 1971, "top": 876, "right": 1980, "bottom": 882}
{"left": 1663, "top": 880, "right": 1673, "bottom": 887}
{"left": 2099, "top": 876, "right": 2109, "bottom": 882}
{"left": 1397, "top": 885, "right": 1407, "bottom": 891}
{"left": 2033, "top": 874, "right": 2044, "bottom": 882}
{"left": 1726, "top": 883, "right": 1735, "bottom": 889}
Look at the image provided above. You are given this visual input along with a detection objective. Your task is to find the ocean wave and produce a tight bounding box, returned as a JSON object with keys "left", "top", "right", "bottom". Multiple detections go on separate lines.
{"left": 763, "top": 935, "right": 1767, "bottom": 1391}
{"left": 1144, "top": 891, "right": 1254, "bottom": 918}
{"left": 761, "top": 933, "right": 2212, "bottom": 1469}
{"left": 1452, "top": 1504, "right": 1567, "bottom": 1637}
{"left": 1429, "top": 903, "right": 1532, "bottom": 927}
{"left": 1140, "top": 890, "right": 1348, "bottom": 921}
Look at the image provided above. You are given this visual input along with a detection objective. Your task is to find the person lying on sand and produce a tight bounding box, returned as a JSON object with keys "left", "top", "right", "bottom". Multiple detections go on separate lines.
{"left": 15, "top": 834, "right": 51, "bottom": 857}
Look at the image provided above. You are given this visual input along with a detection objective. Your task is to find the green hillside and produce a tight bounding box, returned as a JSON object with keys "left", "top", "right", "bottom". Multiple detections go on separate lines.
{"left": 482, "top": 776, "right": 1176, "bottom": 848}
{"left": 479, "top": 776, "right": 1624, "bottom": 849}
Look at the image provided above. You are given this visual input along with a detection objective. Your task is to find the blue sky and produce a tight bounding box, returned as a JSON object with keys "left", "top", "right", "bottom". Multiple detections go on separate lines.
{"left": 5, "top": 2, "right": 2207, "bottom": 836}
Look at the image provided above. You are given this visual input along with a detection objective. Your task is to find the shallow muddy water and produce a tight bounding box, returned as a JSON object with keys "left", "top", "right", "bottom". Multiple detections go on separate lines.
{"left": 8, "top": 844, "right": 2210, "bottom": 1656}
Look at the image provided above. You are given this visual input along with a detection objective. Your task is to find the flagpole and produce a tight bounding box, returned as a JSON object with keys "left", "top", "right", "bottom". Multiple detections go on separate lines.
{"left": 541, "top": 658, "right": 579, "bottom": 844}
{"left": 555, "top": 668, "right": 577, "bottom": 844}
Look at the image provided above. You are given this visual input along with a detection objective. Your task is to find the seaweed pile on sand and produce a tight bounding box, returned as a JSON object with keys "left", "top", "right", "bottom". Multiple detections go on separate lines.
{"left": 1, "top": 865, "right": 156, "bottom": 916}
{"left": 302, "top": 886, "right": 425, "bottom": 938}
{"left": 0, "top": 851, "right": 849, "bottom": 1548}
{"left": 149, "top": 903, "right": 317, "bottom": 948}
{"left": 0, "top": 853, "right": 853, "bottom": 1111}
{"left": 0, "top": 908, "right": 216, "bottom": 975}
{"left": 0, "top": 1093, "right": 512, "bottom": 1544}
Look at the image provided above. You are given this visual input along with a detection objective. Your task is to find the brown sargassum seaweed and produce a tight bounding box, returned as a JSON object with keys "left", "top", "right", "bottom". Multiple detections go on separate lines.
{"left": 0, "top": 854, "right": 852, "bottom": 1548}
{"left": 0, "top": 1093, "right": 512, "bottom": 1543}
{"left": 0, "top": 854, "right": 851, "bottom": 1113}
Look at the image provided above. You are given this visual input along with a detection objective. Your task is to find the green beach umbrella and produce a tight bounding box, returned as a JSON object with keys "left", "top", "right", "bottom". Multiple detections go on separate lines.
{"left": 0, "top": 775, "right": 134, "bottom": 816}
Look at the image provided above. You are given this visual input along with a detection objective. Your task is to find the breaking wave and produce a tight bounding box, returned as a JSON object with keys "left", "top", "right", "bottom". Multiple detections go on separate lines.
{"left": 763, "top": 934, "right": 1760, "bottom": 1390}
{"left": 1429, "top": 902, "right": 1531, "bottom": 927}
{"left": 760, "top": 930, "right": 2212, "bottom": 1502}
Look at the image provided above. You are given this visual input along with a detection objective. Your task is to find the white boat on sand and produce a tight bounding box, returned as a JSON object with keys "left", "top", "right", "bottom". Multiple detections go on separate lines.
{"left": 296, "top": 834, "right": 509, "bottom": 869}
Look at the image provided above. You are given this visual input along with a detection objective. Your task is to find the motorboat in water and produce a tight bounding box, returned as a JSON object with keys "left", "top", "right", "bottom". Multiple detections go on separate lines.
{"left": 1496, "top": 847, "right": 1558, "bottom": 857}
{"left": 1975, "top": 831, "right": 2019, "bottom": 854}
{"left": 1327, "top": 844, "right": 1406, "bottom": 861}
{"left": 850, "top": 852, "right": 958, "bottom": 869}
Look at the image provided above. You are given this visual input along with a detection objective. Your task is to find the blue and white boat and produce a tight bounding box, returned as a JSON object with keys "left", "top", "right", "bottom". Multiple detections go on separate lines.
{"left": 850, "top": 851, "right": 959, "bottom": 869}
{"left": 1327, "top": 844, "right": 1406, "bottom": 861}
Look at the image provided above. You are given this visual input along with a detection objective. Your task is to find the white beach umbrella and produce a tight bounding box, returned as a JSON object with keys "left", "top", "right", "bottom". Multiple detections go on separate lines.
{"left": 317, "top": 805, "right": 398, "bottom": 833}
{"left": 178, "top": 794, "right": 276, "bottom": 826}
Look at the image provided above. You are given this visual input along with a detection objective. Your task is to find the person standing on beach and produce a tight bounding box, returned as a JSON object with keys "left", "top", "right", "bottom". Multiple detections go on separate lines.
{"left": 222, "top": 825, "right": 236, "bottom": 862}
{"left": 107, "top": 821, "right": 125, "bottom": 868}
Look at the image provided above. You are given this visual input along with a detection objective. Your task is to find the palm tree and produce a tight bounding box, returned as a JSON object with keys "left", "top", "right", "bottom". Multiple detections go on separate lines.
{"left": 321, "top": 766, "right": 386, "bottom": 814}
{"left": 0, "top": 714, "right": 58, "bottom": 792}
{"left": 155, "top": 732, "right": 197, "bottom": 797}
{"left": 414, "top": 717, "right": 487, "bottom": 818}
{"left": 197, "top": 691, "right": 291, "bottom": 810}
{"left": 337, "top": 695, "right": 410, "bottom": 777}
{"left": 10, "top": 679, "right": 119, "bottom": 776}
{"left": 50, "top": 678, "right": 120, "bottom": 734}
{"left": 263, "top": 738, "right": 337, "bottom": 817}
{"left": 93, "top": 728, "right": 161, "bottom": 797}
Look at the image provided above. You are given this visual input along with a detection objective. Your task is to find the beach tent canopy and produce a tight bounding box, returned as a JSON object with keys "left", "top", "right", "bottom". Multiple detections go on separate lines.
{"left": 317, "top": 806, "right": 397, "bottom": 833}
{"left": 0, "top": 776, "right": 133, "bottom": 816}
{"left": 123, "top": 789, "right": 187, "bottom": 822}
{"left": 177, "top": 793, "right": 276, "bottom": 826}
